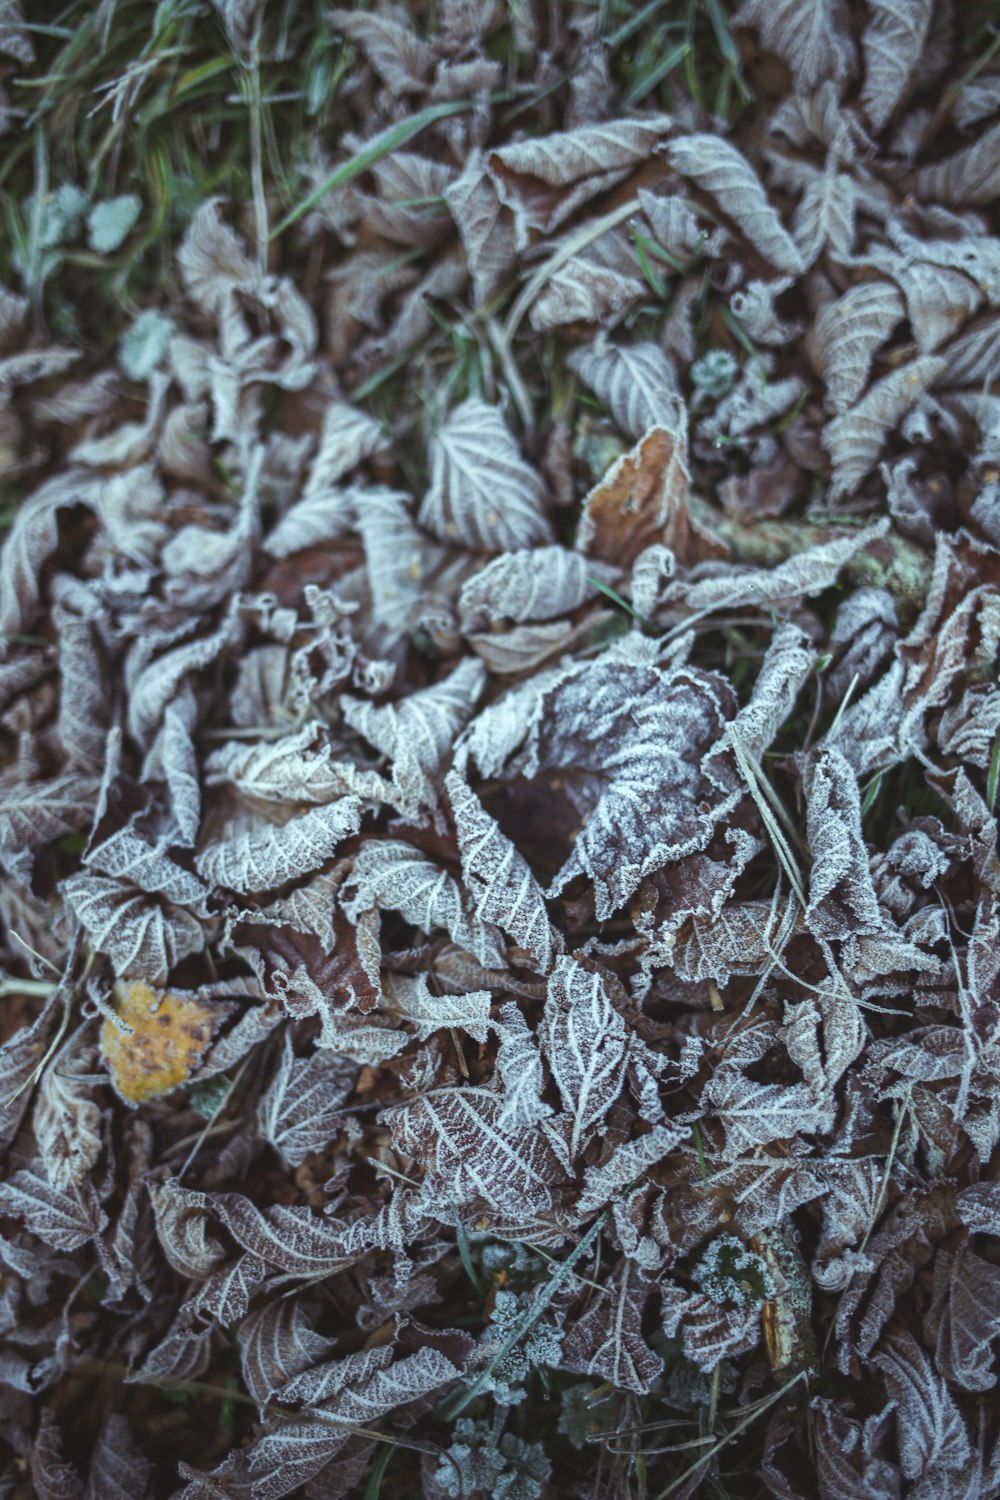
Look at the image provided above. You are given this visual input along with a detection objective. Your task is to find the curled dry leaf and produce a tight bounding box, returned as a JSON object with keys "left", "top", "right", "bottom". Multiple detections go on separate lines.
{"left": 576, "top": 423, "right": 703, "bottom": 570}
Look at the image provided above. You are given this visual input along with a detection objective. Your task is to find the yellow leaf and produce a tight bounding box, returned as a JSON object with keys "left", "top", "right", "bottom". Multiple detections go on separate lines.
{"left": 100, "top": 980, "right": 226, "bottom": 1105}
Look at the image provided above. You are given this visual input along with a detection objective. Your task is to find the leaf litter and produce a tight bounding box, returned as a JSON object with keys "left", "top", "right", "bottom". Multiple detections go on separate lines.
{"left": 2, "top": 0, "right": 1000, "bottom": 1495}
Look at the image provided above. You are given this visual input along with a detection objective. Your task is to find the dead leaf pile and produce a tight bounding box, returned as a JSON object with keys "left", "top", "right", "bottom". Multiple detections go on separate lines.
{"left": 3, "top": 1, "right": 1000, "bottom": 1495}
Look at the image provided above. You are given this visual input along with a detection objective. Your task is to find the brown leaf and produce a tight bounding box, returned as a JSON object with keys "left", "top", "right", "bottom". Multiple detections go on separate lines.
{"left": 576, "top": 423, "right": 724, "bottom": 570}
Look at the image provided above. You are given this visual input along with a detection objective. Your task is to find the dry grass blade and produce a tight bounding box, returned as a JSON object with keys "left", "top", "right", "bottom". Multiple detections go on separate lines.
{"left": 726, "top": 724, "right": 808, "bottom": 908}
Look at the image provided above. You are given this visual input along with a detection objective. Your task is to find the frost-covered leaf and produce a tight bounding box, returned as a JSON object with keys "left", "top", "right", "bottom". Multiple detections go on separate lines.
{"left": 568, "top": 339, "right": 681, "bottom": 441}
{"left": 661, "top": 1281, "right": 763, "bottom": 1372}
{"left": 873, "top": 1330, "right": 971, "bottom": 1484}
{"left": 54, "top": 604, "right": 109, "bottom": 772}
{"left": 261, "top": 488, "right": 356, "bottom": 559}
{"left": 562, "top": 1260, "right": 662, "bottom": 1394}
{"left": 468, "top": 620, "right": 576, "bottom": 676}
{"left": 419, "top": 399, "right": 551, "bottom": 552}
{"left": 343, "top": 838, "right": 504, "bottom": 967}
{"left": 576, "top": 423, "right": 698, "bottom": 570}
{"left": 665, "top": 135, "right": 804, "bottom": 274}
{"left": 446, "top": 769, "right": 561, "bottom": 972}
{"left": 30, "top": 1411, "right": 83, "bottom": 1500}
{"left": 180, "top": 1345, "right": 466, "bottom": 1499}
{"left": 257, "top": 866, "right": 346, "bottom": 949}
{"left": 521, "top": 638, "right": 736, "bottom": 918}
{"left": 578, "top": 1124, "right": 687, "bottom": 1220}
{"left": 148, "top": 1176, "right": 226, "bottom": 1281}
{"left": 342, "top": 658, "right": 485, "bottom": 817}
{"left": 365, "top": 151, "right": 456, "bottom": 246}
{"left": 894, "top": 260, "right": 982, "bottom": 354}
{"left": 804, "top": 748, "right": 885, "bottom": 940}
{"left": 353, "top": 486, "right": 442, "bottom": 645}
{"left": 823, "top": 356, "right": 946, "bottom": 497}
{"left": 488, "top": 116, "right": 673, "bottom": 243}
{"left": 256, "top": 1032, "right": 356, "bottom": 1167}
{"left": 330, "top": 7, "right": 434, "bottom": 94}
{"left": 232, "top": 910, "right": 380, "bottom": 1023}
{"left": 33, "top": 1039, "right": 101, "bottom": 1191}
{"left": 735, "top": 0, "right": 855, "bottom": 92}
{"left": 458, "top": 546, "right": 611, "bottom": 630}
{"left": 61, "top": 873, "right": 205, "bottom": 982}
{"left": 0, "top": 1169, "right": 106, "bottom": 1251}
{"left": 383, "top": 972, "right": 493, "bottom": 1043}
{"left": 0, "top": 473, "right": 90, "bottom": 636}
{"left": 860, "top": 0, "right": 933, "bottom": 130}
{"left": 192, "top": 1253, "right": 270, "bottom": 1326}
{"left": 476, "top": 1285, "right": 564, "bottom": 1404}
{"left": 810, "top": 280, "right": 906, "bottom": 414}
{"left": 85, "top": 824, "right": 210, "bottom": 911}
{"left": 204, "top": 722, "right": 389, "bottom": 807}
{"left": 178, "top": 198, "right": 256, "bottom": 317}
{"left": 530, "top": 223, "right": 647, "bottom": 332}
{"left": 119, "top": 310, "right": 175, "bottom": 381}
{"left": 436, "top": 1417, "right": 550, "bottom": 1500}
{"left": 728, "top": 622, "right": 815, "bottom": 762}
{"left": 699, "top": 362, "right": 807, "bottom": 450}
{"left": 445, "top": 151, "right": 517, "bottom": 305}
{"left": 791, "top": 158, "right": 858, "bottom": 266}
{"left": 84, "top": 1417, "right": 151, "bottom": 1500}
{"left": 813, "top": 1402, "right": 904, "bottom": 1500}
{"left": 942, "top": 317, "right": 1000, "bottom": 387}
{"left": 388, "top": 1087, "right": 563, "bottom": 1217}
{"left": 127, "top": 603, "right": 242, "bottom": 748}
{"left": 145, "top": 696, "right": 202, "bottom": 847}
{"left": 0, "top": 1000, "right": 58, "bottom": 1155}
{"left": 86, "top": 195, "right": 141, "bottom": 254}
{"left": 303, "top": 401, "right": 387, "bottom": 497}
{"left": 33, "top": 183, "right": 87, "bottom": 249}
{"left": 196, "top": 799, "right": 362, "bottom": 895}
{"left": 935, "top": 1241, "right": 1000, "bottom": 1392}
{"left": 493, "top": 1001, "right": 551, "bottom": 1131}
{"left": 129, "top": 1304, "right": 213, "bottom": 1385}
{"left": 541, "top": 958, "right": 628, "bottom": 1155}
{"left": 238, "top": 1298, "right": 333, "bottom": 1413}
{"left": 702, "top": 1022, "right": 832, "bottom": 1156}
{"left": 0, "top": 773, "right": 99, "bottom": 871}
{"left": 915, "top": 119, "right": 1000, "bottom": 206}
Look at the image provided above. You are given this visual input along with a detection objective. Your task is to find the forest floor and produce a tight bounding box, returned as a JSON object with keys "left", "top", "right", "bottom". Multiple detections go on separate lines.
{"left": 3, "top": 1, "right": 1000, "bottom": 1497}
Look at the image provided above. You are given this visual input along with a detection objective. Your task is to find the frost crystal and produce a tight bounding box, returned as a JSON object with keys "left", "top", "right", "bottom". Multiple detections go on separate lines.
{"left": 478, "top": 1288, "right": 565, "bottom": 1404}
{"left": 119, "top": 310, "right": 175, "bottom": 382}
{"left": 87, "top": 194, "right": 142, "bottom": 254}
{"left": 691, "top": 349, "right": 739, "bottom": 397}
{"left": 693, "top": 1235, "right": 776, "bottom": 1308}
{"left": 436, "top": 1418, "right": 551, "bottom": 1500}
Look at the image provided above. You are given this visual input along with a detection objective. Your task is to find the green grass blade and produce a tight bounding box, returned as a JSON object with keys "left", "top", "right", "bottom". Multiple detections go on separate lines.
{"left": 269, "top": 99, "right": 474, "bottom": 239}
{"left": 624, "top": 39, "right": 691, "bottom": 106}
{"left": 446, "top": 1211, "right": 608, "bottom": 1419}
{"left": 453, "top": 1211, "right": 484, "bottom": 1296}
{"left": 588, "top": 577, "right": 649, "bottom": 626}
{"left": 860, "top": 771, "right": 883, "bottom": 819}
{"left": 988, "top": 727, "right": 1000, "bottom": 812}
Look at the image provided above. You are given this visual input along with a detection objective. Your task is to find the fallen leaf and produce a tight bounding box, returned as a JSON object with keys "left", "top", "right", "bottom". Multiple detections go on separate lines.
{"left": 101, "top": 980, "right": 231, "bottom": 1105}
